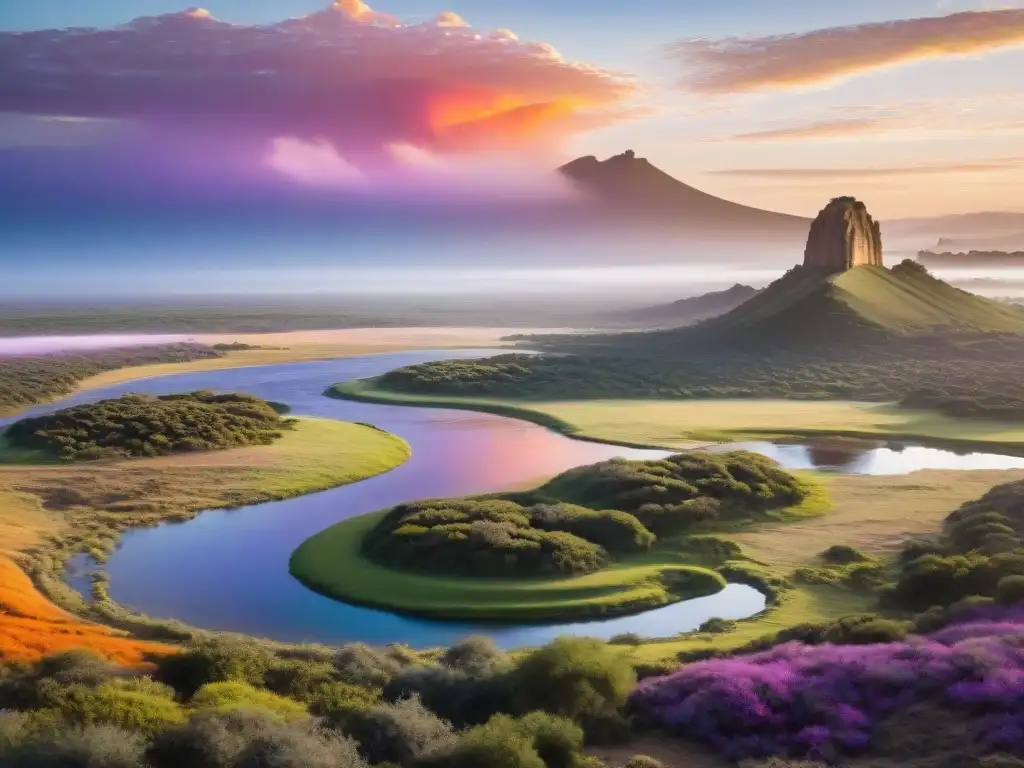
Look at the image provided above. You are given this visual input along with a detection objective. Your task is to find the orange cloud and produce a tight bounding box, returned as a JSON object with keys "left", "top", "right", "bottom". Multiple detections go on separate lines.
{"left": 708, "top": 158, "right": 1024, "bottom": 179}
{"left": 668, "top": 9, "right": 1024, "bottom": 94}
{"left": 0, "top": 2, "right": 634, "bottom": 160}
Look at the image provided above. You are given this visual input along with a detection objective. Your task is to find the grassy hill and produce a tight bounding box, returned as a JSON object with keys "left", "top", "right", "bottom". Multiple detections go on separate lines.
{"left": 702, "top": 261, "right": 1024, "bottom": 345}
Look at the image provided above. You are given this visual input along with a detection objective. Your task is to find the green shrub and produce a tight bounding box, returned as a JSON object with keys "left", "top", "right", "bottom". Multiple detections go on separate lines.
{"left": 821, "top": 545, "right": 869, "bottom": 565}
{"left": 6, "top": 391, "right": 293, "bottom": 460}
{"left": 263, "top": 659, "right": 337, "bottom": 700}
{"left": 419, "top": 712, "right": 583, "bottom": 768}
{"left": 156, "top": 639, "right": 273, "bottom": 698}
{"left": 189, "top": 682, "right": 307, "bottom": 721}
{"left": 996, "top": 575, "right": 1024, "bottom": 605}
{"left": 48, "top": 681, "right": 185, "bottom": 735}
{"left": 439, "top": 637, "right": 509, "bottom": 676}
{"left": 512, "top": 639, "right": 635, "bottom": 721}
{"left": 698, "top": 618, "right": 736, "bottom": 634}
{"left": 346, "top": 695, "right": 455, "bottom": 765}
{"left": 333, "top": 643, "right": 404, "bottom": 688}
{"left": 384, "top": 666, "right": 514, "bottom": 728}
{"left": 0, "top": 723, "right": 145, "bottom": 768}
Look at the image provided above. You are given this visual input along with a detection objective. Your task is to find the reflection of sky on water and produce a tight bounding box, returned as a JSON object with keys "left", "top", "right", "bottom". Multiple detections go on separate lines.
{"left": 718, "top": 441, "right": 1024, "bottom": 475}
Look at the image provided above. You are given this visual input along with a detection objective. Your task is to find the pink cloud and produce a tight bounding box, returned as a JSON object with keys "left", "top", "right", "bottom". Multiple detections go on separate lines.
{"left": 0, "top": 1, "right": 633, "bottom": 170}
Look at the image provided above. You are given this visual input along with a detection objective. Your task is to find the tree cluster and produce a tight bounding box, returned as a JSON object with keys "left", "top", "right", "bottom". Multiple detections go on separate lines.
{"left": 5, "top": 391, "right": 294, "bottom": 460}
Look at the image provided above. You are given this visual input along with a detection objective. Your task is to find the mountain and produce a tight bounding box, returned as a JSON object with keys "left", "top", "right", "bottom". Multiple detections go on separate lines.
{"left": 610, "top": 284, "right": 761, "bottom": 328}
{"left": 559, "top": 150, "right": 809, "bottom": 240}
{"left": 698, "top": 198, "right": 1024, "bottom": 346}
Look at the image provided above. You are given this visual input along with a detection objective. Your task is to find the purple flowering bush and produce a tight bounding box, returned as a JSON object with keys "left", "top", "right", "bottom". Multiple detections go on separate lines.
{"left": 630, "top": 608, "right": 1024, "bottom": 763}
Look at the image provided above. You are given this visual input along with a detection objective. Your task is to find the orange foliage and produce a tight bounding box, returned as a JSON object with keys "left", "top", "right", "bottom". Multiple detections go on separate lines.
{"left": 0, "top": 557, "right": 176, "bottom": 665}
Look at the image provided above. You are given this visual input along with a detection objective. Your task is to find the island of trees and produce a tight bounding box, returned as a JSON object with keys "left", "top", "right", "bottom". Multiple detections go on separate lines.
{"left": 291, "top": 451, "right": 810, "bottom": 621}
{"left": 4, "top": 391, "right": 296, "bottom": 460}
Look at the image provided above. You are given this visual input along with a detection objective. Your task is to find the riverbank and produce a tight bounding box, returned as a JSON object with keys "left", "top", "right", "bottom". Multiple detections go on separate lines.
{"left": 329, "top": 378, "right": 1024, "bottom": 453}
{"left": 0, "top": 416, "right": 411, "bottom": 657}
{"left": 69, "top": 328, "right": 523, "bottom": 394}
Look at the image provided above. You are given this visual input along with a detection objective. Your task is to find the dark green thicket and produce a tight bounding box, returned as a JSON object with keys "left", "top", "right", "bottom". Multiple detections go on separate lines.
{"left": 888, "top": 478, "right": 1024, "bottom": 610}
{"left": 375, "top": 338, "right": 1024, "bottom": 419}
{"left": 363, "top": 452, "right": 806, "bottom": 579}
{"left": 0, "top": 344, "right": 221, "bottom": 415}
{"left": 5, "top": 391, "right": 294, "bottom": 460}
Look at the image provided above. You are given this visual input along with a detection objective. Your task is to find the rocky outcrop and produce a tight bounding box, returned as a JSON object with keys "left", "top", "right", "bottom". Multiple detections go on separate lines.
{"left": 803, "top": 197, "right": 883, "bottom": 271}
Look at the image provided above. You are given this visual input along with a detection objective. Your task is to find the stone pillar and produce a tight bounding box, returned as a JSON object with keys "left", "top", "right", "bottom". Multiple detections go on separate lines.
{"left": 803, "top": 197, "right": 883, "bottom": 271}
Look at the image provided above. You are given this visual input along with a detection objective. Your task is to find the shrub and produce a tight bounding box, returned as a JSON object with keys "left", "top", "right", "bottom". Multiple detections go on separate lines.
{"left": 49, "top": 680, "right": 185, "bottom": 735}
{"left": 156, "top": 638, "right": 273, "bottom": 697}
{"left": 420, "top": 712, "right": 583, "bottom": 768}
{"left": 512, "top": 638, "right": 636, "bottom": 721}
{"left": 147, "top": 710, "right": 367, "bottom": 768}
{"left": 0, "top": 724, "right": 145, "bottom": 768}
{"left": 345, "top": 696, "right": 455, "bottom": 765}
{"left": 821, "top": 545, "right": 869, "bottom": 565}
{"left": 0, "top": 651, "right": 116, "bottom": 711}
{"left": 439, "top": 637, "right": 509, "bottom": 676}
{"left": 607, "top": 634, "right": 643, "bottom": 647}
{"left": 698, "top": 618, "right": 736, "bottom": 634}
{"left": 189, "top": 682, "right": 308, "bottom": 721}
{"left": 333, "top": 644, "right": 404, "bottom": 688}
{"left": 6, "top": 391, "right": 292, "bottom": 460}
{"left": 383, "top": 666, "right": 513, "bottom": 728}
{"left": 996, "top": 575, "right": 1024, "bottom": 606}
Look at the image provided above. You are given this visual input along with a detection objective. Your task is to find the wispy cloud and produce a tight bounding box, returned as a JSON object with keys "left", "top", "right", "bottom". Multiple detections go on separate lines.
{"left": 667, "top": 9, "right": 1024, "bottom": 94}
{"left": 708, "top": 158, "right": 1024, "bottom": 179}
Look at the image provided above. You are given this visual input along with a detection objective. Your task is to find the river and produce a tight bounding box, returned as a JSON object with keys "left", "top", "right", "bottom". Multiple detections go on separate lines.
{"left": 8, "top": 349, "right": 1023, "bottom": 648}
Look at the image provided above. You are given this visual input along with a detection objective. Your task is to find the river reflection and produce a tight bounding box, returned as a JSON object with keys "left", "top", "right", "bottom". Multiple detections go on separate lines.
{"left": 21, "top": 349, "right": 1024, "bottom": 647}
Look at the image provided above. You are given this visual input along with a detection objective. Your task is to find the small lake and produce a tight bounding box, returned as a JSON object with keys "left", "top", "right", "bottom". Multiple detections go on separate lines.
{"left": 14, "top": 349, "right": 1022, "bottom": 648}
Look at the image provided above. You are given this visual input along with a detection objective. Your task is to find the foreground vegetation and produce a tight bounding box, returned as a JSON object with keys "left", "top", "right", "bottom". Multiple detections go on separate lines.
{"left": 291, "top": 452, "right": 818, "bottom": 622}
{"left": 5, "top": 392, "right": 295, "bottom": 460}
{"left": 0, "top": 344, "right": 222, "bottom": 416}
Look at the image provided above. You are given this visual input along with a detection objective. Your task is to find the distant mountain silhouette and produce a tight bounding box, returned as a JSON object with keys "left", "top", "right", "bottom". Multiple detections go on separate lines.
{"left": 611, "top": 284, "right": 761, "bottom": 328}
{"left": 559, "top": 150, "right": 809, "bottom": 239}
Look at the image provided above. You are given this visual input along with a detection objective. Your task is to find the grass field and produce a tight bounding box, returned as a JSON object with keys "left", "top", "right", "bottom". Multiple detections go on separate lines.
{"left": 332, "top": 379, "right": 1024, "bottom": 450}
{"left": 0, "top": 417, "right": 411, "bottom": 659}
{"left": 290, "top": 511, "right": 728, "bottom": 622}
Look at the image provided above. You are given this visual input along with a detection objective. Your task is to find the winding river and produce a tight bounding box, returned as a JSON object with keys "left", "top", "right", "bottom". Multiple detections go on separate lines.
{"left": 9, "top": 349, "right": 1024, "bottom": 648}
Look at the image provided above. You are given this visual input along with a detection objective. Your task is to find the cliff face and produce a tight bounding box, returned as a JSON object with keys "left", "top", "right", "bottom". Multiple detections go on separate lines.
{"left": 804, "top": 197, "right": 883, "bottom": 271}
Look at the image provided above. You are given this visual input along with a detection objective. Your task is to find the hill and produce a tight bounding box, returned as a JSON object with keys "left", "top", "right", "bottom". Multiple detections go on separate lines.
{"left": 559, "top": 150, "right": 809, "bottom": 239}
{"left": 700, "top": 261, "right": 1024, "bottom": 346}
{"left": 610, "top": 284, "right": 761, "bottom": 327}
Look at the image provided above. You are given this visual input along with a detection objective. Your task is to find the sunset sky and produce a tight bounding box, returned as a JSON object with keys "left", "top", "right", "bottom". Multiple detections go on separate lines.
{"left": 1, "top": 0, "right": 1022, "bottom": 220}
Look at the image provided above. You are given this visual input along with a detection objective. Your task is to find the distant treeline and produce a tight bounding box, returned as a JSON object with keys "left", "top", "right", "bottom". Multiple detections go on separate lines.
{"left": 0, "top": 344, "right": 222, "bottom": 416}
{"left": 376, "top": 344, "right": 1024, "bottom": 420}
{"left": 918, "top": 250, "right": 1024, "bottom": 266}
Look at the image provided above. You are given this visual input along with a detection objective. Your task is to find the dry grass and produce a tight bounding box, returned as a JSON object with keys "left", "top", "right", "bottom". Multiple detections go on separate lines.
{"left": 0, "top": 557, "right": 174, "bottom": 664}
{"left": 731, "top": 468, "right": 1024, "bottom": 570}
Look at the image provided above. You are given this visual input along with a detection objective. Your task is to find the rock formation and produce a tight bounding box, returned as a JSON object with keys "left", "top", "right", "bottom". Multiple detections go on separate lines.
{"left": 803, "top": 197, "right": 883, "bottom": 271}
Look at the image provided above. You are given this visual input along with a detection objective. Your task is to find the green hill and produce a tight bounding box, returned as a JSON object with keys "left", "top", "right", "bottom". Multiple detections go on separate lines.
{"left": 702, "top": 261, "right": 1024, "bottom": 345}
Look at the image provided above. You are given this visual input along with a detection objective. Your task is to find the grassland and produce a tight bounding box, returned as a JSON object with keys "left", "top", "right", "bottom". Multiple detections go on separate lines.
{"left": 330, "top": 379, "right": 1024, "bottom": 451}
{"left": 0, "top": 417, "right": 411, "bottom": 658}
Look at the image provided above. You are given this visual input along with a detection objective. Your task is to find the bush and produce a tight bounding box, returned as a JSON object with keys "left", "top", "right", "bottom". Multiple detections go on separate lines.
{"left": 333, "top": 644, "right": 404, "bottom": 688}
{"left": 345, "top": 696, "right": 455, "bottom": 765}
{"left": 512, "top": 639, "right": 636, "bottom": 721}
{"left": 0, "top": 651, "right": 116, "bottom": 711}
{"left": 0, "top": 724, "right": 145, "bottom": 768}
{"left": 383, "top": 666, "right": 513, "bottom": 728}
{"left": 147, "top": 710, "right": 367, "bottom": 768}
{"left": 6, "top": 390, "right": 293, "bottom": 460}
{"left": 156, "top": 639, "right": 273, "bottom": 698}
{"left": 50, "top": 680, "right": 185, "bottom": 735}
{"left": 439, "top": 637, "right": 509, "bottom": 677}
{"left": 420, "top": 712, "right": 583, "bottom": 768}
{"left": 189, "top": 682, "right": 308, "bottom": 721}
{"left": 821, "top": 545, "right": 869, "bottom": 565}
{"left": 996, "top": 575, "right": 1024, "bottom": 606}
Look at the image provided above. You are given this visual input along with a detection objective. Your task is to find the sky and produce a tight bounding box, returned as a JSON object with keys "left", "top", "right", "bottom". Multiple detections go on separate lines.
{"left": 0, "top": 1, "right": 1022, "bottom": 294}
